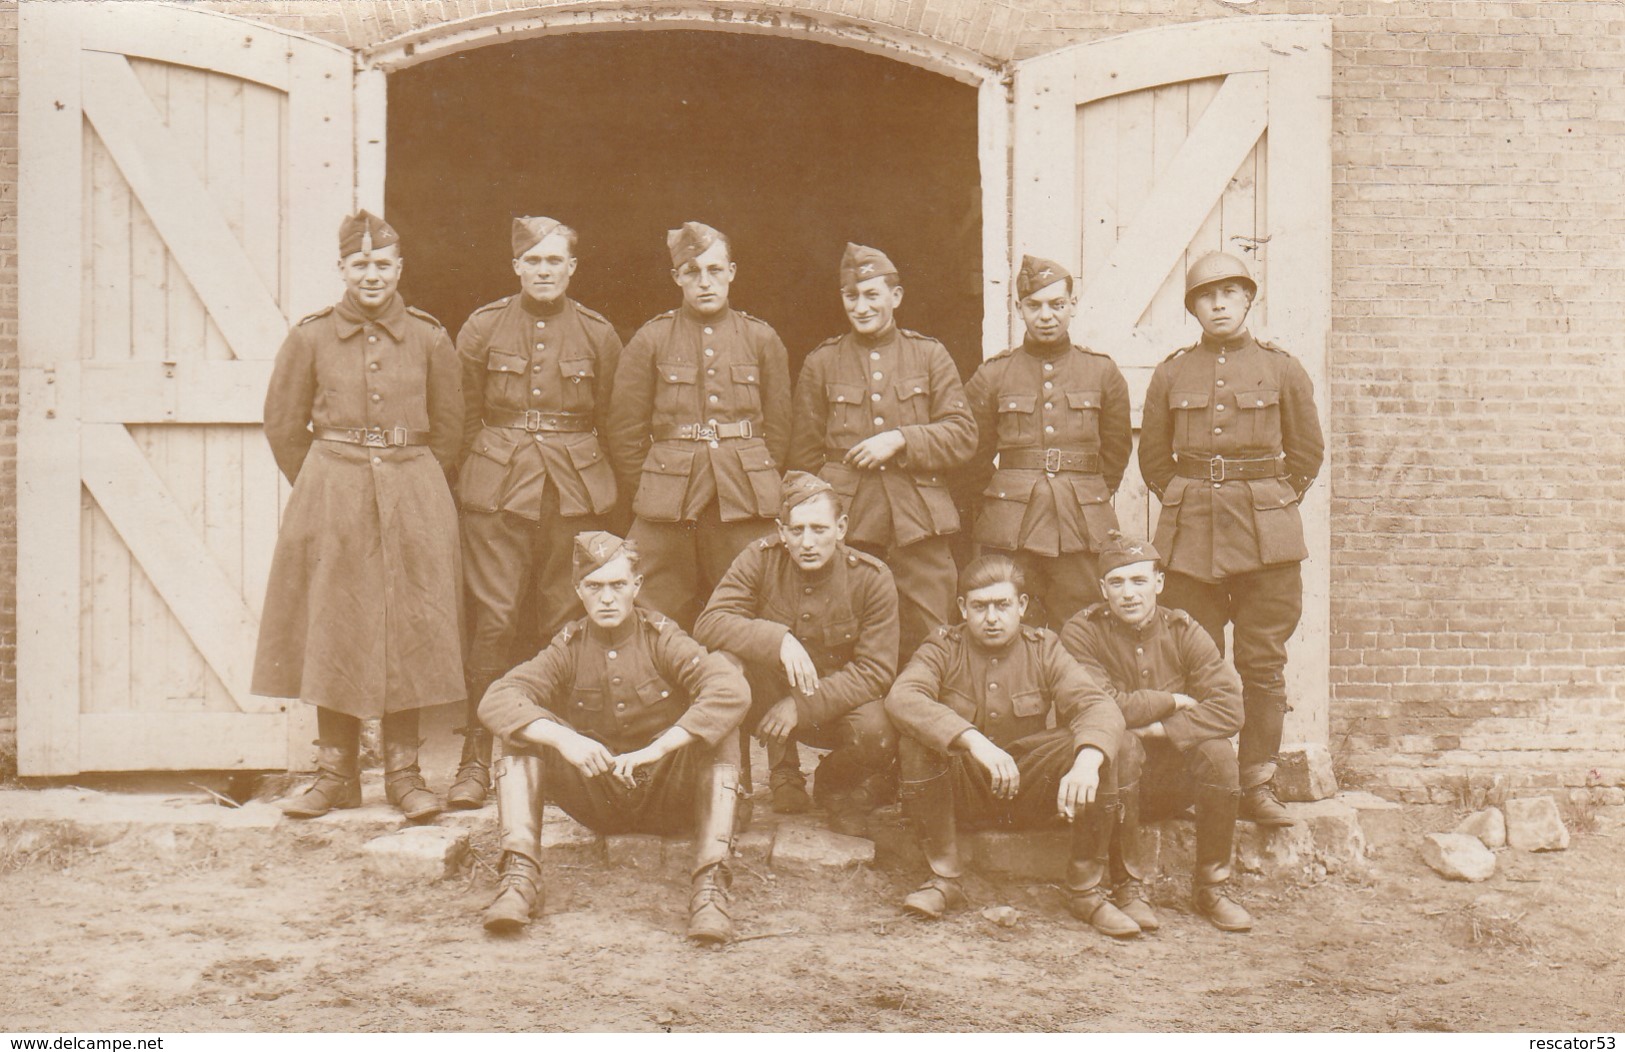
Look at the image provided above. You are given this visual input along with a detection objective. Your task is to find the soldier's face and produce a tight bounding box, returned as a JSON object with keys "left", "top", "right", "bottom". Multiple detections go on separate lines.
{"left": 959, "top": 581, "right": 1028, "bottom": 650}
{"left": 1191, "top": 281, "right": 1253, "bottom": 338}
{"left": 842, "top": 276, "right": 903, "bottom": 336}
{"left": 513, "top": 232, "right": 577, "bottom": 305}
{"left": 778, "top": 495, "right": 847, "bottom": 572}
{"left": 1101, "top": 560, "right": 1164, "bottom": 628}
{"left": 576, "top": 555, "right": 642, "bottom": 629}
{"left": 1018, "top": 279, "right": 1075, "bottom": 343}
{"left": 339, "top": 245, "right": 403, "bottom": 310}
{"left": 673, "top": 241, "right": 736, "bottom": 316}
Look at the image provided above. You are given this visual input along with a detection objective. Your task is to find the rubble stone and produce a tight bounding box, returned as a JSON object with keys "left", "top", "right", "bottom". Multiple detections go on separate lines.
{"left": 1452, "top": 807, "right": 1507, "bottom": 850}
{"left": 604, "top": 833, "right": 664, "bottom": 869}
{"left": 1504, "top": 797, "right": 1569, "bottom": 852}
{"left": 1275, "top": 744, "right": 1339, "bottom": 802}
{"left": 361, "top": 826, "right": 468, "bottom": 882}
{"left": 1421, "top": 832, "right": 1496, "bottom": 882}
{"left": 981, "top": 905, "right": 1020, "bottom": 927}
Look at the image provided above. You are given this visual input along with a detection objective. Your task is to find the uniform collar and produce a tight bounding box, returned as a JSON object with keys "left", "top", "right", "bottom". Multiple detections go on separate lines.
{"left": 1110, "top": 606, "right": 1164, "bottom": 639}
{"left": 586, "top": 617, "right": 639, "bottom": 648}
{"left": 680, "top": 303, "right": 732, "bottom": 326}
{"left": 1197, "top": 329, "right": 1252, "bottom": 355}
{"left": 1020, "top": 334, "right": 1072, "bottom": 360}
{"left": 793, "top": 547, "right": 842, "bottom": 583}
{"left": 853, "top": 323, "right": 898, "bottom": 349}
{"left": 335, "top": 292, "right": 408, "bottom": 341}
{"left": 520, "top": 293, "right": 568, "bottom": 318}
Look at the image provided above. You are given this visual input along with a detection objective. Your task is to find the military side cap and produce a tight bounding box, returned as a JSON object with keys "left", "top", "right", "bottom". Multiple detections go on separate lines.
{"left": 512, "top": 216, "right": 564, "bottom": 258}
{"left": 338, "top": 210, "right": 399, "bottom": 257}
{"left": 1096, "top": 530, "right": 1161, "bottom": 576}
{"left": 1016, "top": 254, "right": 1072, "bottom": 299}
{"left": 667, "top": 221, "right": 724, "bottom": 268}
{"left": 839, "top": 242, "right": 897, "bottom": 287}
{"left": 572, "top": 530, "right": 628, "bottom": 583}
{"left": 779, "top": 470, "right": 837, "bottom": 520}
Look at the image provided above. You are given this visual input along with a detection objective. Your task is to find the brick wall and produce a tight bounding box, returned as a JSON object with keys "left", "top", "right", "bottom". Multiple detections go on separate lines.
{"left": 3, "top": 0, "right": 1622, "bottom": 802}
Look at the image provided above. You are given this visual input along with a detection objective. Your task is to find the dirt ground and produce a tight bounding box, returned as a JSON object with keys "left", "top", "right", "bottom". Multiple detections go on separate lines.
{"left": 3, "top": 790, "right": 1623, "bottom": 1034}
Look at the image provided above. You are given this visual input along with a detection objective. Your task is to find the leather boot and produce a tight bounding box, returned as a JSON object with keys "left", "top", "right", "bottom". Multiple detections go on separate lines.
{"left": 1238, "top": 691, "right": 1294, "bottom": 827}
{"left": 448, "top": 673, "right": 500, "bottom": 810}
{"left": 1109, "top": 780, "right": 1158, "bottom": 932}
{"left": 1193, "top": 783, "right": 1253, "bottom": 931}
{"left": 899, "top": 758, "right": 965, "bottom": 919}
{"left": 1239, "top": 781, "right": 1294, "bottom": 827}
{"left": 283, "top": 740, "right": 361, "bottom": 818}
{"left": 1065, "top": 794, "right": 1140, "bottom": 939}
{"left": 381, "top": 711, "right": 442, "bottom": 822}
{"left": 769, "top": 735, "right": 811, "bottom": 815}
{"left": 688, "top": 760, "right": 741, "bottom": 945}
{"left": 483, "top": 753, "right": 546, "bottom": 932}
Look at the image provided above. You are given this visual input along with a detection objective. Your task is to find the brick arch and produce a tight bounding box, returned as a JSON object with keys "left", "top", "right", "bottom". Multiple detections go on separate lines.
{"left": 358, "top": 0, "right": 1023, "bottom": 83}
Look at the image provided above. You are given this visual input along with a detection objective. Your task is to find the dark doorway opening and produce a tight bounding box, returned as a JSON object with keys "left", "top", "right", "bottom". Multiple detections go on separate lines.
{"left": 387, "top": 30, "right": 983, "bottom": 377}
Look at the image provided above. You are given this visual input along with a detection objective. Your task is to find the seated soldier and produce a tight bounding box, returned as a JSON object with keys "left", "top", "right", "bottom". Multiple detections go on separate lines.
{"left": 478, "top": 531, "right": 751, "bottom": 944}
{"left": 883, "top": 554, "right": 1136, "bottom": 938}
{"left": 1058, "top": 532, "right": 1254, "bottom": 932}
{"left": 694, "top": 471, "right": 900, "bottom": 836}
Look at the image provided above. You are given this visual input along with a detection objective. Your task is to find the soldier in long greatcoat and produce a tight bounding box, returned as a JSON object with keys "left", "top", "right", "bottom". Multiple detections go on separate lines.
{"left": 253, "top": 211, "right": 464, "bottom": 823}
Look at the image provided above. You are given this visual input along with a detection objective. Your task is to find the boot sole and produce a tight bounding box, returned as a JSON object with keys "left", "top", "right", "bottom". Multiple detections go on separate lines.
{"left": 445, "top": 798, "right": 486, "bottom": 811}
{"left": 282, "top": 800, "right": 361, "bottom": 819}
{"left": 483, "top": 915, "right": 530, "bottom": 934}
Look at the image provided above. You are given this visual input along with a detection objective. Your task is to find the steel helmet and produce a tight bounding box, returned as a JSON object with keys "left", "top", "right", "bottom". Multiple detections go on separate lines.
{"left": 1183, "top": 252, "right": 1257, "bottom": 313}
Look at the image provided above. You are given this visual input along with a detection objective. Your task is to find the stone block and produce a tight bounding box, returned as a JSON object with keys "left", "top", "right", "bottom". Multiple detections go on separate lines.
{"left": 362, "top": 826, "right": 469, "bottom": 882}
{"left": 1504, "top": 796, "right": 1569, "bottom": 852}
{"left": 769, "top": 820, "right": 874, "bottom": 874}
{"left": 735, "top": 827, "right": 774, "bottom": 866}
{"left": 967, "top": 828, "right": 1068, "bottom": 881}
{"left": 1341, "top": 791, "right": 1408, "bottom": 851}
{"left": 1275, "top": 744, "right": 1339, "bottom": 802}
{"left": 1292, "top": 797, "right": 1369, "bottom": 870}
{"left": 540, "top": 810, "right": 602, "bottom": 856}
{"left": 1421, "top": 832, "right": 1496, "bottom": 882}
{"left": 435, "top": 809, "right": 495, "bottom": 835}
{"left": 1452, "top": 807, "right": 1507, "bottom": 849}
{"left": 604, "top": 833, "right": 665, "bottom": 869}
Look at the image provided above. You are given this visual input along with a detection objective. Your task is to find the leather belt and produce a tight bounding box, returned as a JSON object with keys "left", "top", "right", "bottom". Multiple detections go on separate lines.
{"left": 485, "top": 409, "right": 592, "bottom": 433}
{"left": 315, "top": 426, "right": 430, "bottom": 448}
{"left": 1174, "top": 454, "right": 1286, "bottom": 482}
{"left": 655, "top": 421, "right": 754, "bottom": 441}
{"left": 999, "top": 449, "right": 1101, "bottom": 473}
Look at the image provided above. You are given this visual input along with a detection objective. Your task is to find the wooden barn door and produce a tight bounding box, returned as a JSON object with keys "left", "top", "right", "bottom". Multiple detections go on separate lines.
{"left": 1010, "top": 15, "right": 1333, "bottom": 742}
{"left": 17, "top": 5, "right": 354, "bottom": 774}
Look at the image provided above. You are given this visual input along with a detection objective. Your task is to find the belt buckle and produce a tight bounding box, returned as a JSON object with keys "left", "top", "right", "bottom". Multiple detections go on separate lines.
{"left": 737, "top": 420, "right": 753, "bottom": 440}
{"left": 362, "top": 428, "right": 388, "bottom": 449}
{"left": 695, "top": 425, "right": 718, "bottom": 442}
{"left": 1043, "top": 448, "right": 1062, "bottom": 473}
{"left": 1208, "top": 456, "right": 1226, "bottom": 483}
{"left": 524, "top": 409, "right": 543, "bottom": 432}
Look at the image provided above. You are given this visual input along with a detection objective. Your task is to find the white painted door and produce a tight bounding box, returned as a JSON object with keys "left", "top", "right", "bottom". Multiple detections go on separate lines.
{"left": 1010, "top": 15, "right": 1333, "bottom": 743}
{"left": 17, "top": 4, "right": 355, "bottom": 774}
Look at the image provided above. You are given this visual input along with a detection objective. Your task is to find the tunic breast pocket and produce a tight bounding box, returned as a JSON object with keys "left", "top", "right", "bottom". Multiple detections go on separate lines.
{"left": 1011, "top": 689, "right": 1046, "bottom": 720}
{"left": 635, "top": 676, "right": 675, "bottom": 709}
{"left": 558, "top": 357, "right": 596, "bottom": 413}
{"left": 1169, "top": 389, "right": 1211, "bottom": 451}
{"left": 895, "top": 376, "right": 930, "bottom": 426}
{"left": 484, "top": 349, "right": 530, "bottom": 407}
{"left": 655, "top": 360, "right": 698, "bottom": 416}
{"left": 825, "top": 382, "right": 866, "bottom": 439}
{"left": 1233, "top": 387, "right": 1281, "bottom": 451}
{"left": 1065, "top": 390, "right": 1102, "bottom": 440}
{"left": 730, "top": 363, "right": 762, "bottom": 418}
{"left": 571, "top": 685, "right": 605, "bottom": 716}
{"left": 996, "top": 393, "right": 1038, "bottom": 447}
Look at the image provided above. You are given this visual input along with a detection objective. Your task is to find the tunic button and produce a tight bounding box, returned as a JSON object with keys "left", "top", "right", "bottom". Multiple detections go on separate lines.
{"left": 1216, "top": 404, "right": 1226, "bottom": 412}
{"left": 1043, "top": 363, "right": 1053, "bottom": 372}
{"left": 704, "top": 327, "right": 713, "bottom": 335}
{"left": 1213, "top": 427, "right": 1223, "bottom": 435}
{"left": 1214, "top": 483, "right": 1222, "bottom": 489}
{"left": 370, "top": 393, "right": 381, "bottom": 402}
{"left": 1044, "top": 381, "right": 1053, "bottom": 390}
{"left": 1181, "top": 400, "right": 1190, "bottom": 408}
{"left": 705, "top": 348, "right": 715, "bottom": 357}
{"left": 616, "top": 703, "right": 625, "bottom": 710}
{"left": 612, "top": 676, "right": 622, "bottom": 685}
{"left": 532, "top": 365, "right": 543, "bottom": 373}
{"left": 1044, "top": 402, "right": 1053, "bottom": 411}
{"left": 871, "top": 393, "right": 882, "bottom": 402}
{"left": 1136, "top": 647, "right": 1143, "bottom": 654}
{"left": 707, "top": 368, "right": 716, "bottom": 377}
{"left": 369, "top": 362, "right": 379, "bottom": 371}
{"left": 1044, "top": 425, "right": 1055, "bottom": 434}
{"left": 607, "top": 650, "right": 617, "bottom": 659}
{"left": 870, "top": 351, "right": 880, "bottom": 360}
{"left": 873, "top": 371, "right": 883, "bottom": 380}
{"left": 367, "top": 336, "right": 377, "bottom": 343}
{"left": 537, "top": 321, "right": 546, "bottom": 329}
{"left": 371, "top": 456, "right": 381, "bottom": 465}
{"left": 709, "top": 394, "right": 720, "bottom": 403}
{"left": 990, "top": 658, "right": 998, "bottom": 665}
{"left": 1218, "top": 356, "right": 1226, "bottom": 364}
{"left": 708, "top": 418, "right": 718, "bottom": 426}
{"left": 801, "top": 613, "right": 812, "bottom": 620}
{"left": 804, "top": 586, "right": 813, "bottom": 595}
{"left": 873, "top": 416, "right": 884, "bottom": 426}
{"left": 1142, "top": 669, "right": 1150, "bottom": 677}
{"left": 1216, "top": 379, "right": 1225, "bottom": 387}
{"left": 989, "top": 683, "right": 999, "bottom": 690}
{"left": 532, "top": 389, "right": 542, "bottom": 396}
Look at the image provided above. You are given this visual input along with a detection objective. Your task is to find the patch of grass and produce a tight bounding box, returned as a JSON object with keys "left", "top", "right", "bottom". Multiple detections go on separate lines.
{"left": 1560, "top": 790, "right": 1600, "bottom": 836}
{"left": 1444, "top": 772, "right": 1508, "bottom": 814}
{"left": 0, "top": 820, "right": 102, "bottom": 873}
{"left": 1462, "top": 901, "right": 1534, "bottom": 952}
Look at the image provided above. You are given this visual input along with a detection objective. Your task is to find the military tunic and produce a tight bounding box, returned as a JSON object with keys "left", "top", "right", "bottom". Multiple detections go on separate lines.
{"left": 253, "top": 293, "right": 465, "bottom": 718}
{"left": 607, "top": 306, "right": 792, "bottom": 627}
{"left": 788, "top": 326, "right": 977, "bottom": 660}
{"left": 479, "top": 607, "right": 750, "bottom": 833}
{"left": 964, "top": 337, "right": 1133, "bottom": 626}
{"left": 1139, "top": 328, "right": 1325, "bottom": 780}
{"left": 884, "top": 623, "right": 1124, "bottom": 828}
{"left": 456, "top": 293, "right": 623, "bottom": 671}
{"left": 693, "top": 537, "right": 899, "bottom": 791}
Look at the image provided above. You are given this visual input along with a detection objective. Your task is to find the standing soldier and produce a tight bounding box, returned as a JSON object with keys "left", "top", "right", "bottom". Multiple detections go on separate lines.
{"left": 606, "top": 222, "right": 792, "bottom": 629}
{"left": 884, "top": 555, "right": 1136, "bottom": 938}
{"left": 788, "top": 243, "right": 977, "bottom": 663}
{"left": 694, "top": 472, "right": 900, "bottom": 834}
{"left": 1060, "top": 532, "right": 1254, "bottom": 933}
{"left": 255, "top": 211, "right": 463, "bottom": 822}
{"left": 478, "top": 532, "right": 750, "bottom": 944}
{"left": 449, "top": 217, "right": 624, "bottom": 810}
{"left": 1139, "top": 252, "right": 1325, "bottom": 827}
{"left": 964, "top": 255, "right": 1132, "bottom": 628}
